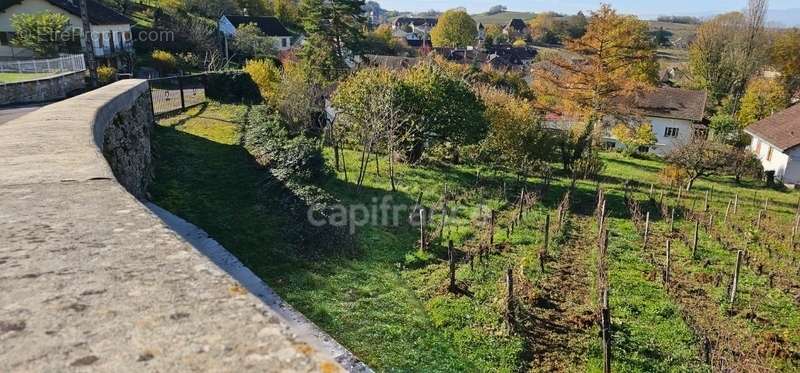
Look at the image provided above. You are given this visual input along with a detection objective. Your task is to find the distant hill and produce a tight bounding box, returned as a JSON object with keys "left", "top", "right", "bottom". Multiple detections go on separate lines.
{"left": 471, "top": 11, "right": 536, "bottom": 25}
{"left": 646, "top": 20, "right": 698, "bottom": 47}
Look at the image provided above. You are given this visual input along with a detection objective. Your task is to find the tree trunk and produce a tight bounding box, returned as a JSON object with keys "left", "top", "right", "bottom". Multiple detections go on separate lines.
{"left": 406, "top": 141, "right": 424, "bottom": 164}
{"left": 389, "top": 142, "right": 397, "bottom": 192}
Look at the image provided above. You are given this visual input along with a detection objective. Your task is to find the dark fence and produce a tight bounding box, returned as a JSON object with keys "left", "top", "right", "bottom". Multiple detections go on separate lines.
{"left": 148, "top": 74, "right": 207, "bottom": 116}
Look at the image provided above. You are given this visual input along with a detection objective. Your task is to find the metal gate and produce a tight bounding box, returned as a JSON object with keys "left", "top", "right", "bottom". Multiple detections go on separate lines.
{"left": 148, "top": 74, "right": 207, "bottom": 116}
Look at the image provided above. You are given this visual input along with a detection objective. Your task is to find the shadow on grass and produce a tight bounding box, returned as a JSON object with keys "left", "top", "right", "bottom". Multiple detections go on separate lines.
{"left": 149, "top": 125, "right": 484, "bottom": 370}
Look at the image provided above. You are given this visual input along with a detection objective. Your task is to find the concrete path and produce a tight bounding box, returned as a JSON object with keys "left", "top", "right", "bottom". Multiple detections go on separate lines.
{"left": 0, "top": 103, "right": 45, "bottom": 124}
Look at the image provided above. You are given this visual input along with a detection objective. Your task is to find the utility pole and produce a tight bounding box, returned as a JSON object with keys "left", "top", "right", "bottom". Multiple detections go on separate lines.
{"left": 79, "top": 0, "right": 97, "bottom": 87}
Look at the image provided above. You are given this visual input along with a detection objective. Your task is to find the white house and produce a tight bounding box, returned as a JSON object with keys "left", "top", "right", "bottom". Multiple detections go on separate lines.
{"left": 0, "top": 0, "right": 133, "bottom": 60}
{"left": 391, "top": 17, "right": 437, "bottom": 47}
{"left": 545, "top": 86, "right": 708, "bottom": 156}
{"left": 745, "top": 103, "right": 800, "bottom": 185}
{"left": 613, "top": 87, "right": 708, "bottom": 156}
{"left": 219, "top": 15, "right": 293, "bottom": 51}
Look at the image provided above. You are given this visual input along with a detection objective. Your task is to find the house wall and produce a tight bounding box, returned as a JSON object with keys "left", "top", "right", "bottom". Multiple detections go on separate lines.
{"left": 647, "top": 116, "right": 696, "bottom": 156}
{"left": 218, "top": 16, "right": 292, "bottom": 51}
{"left": 748, "top": 135, "right": 800, "bottom": 184}
{"left": 0, "top": 0, "right": 131, "bottom": 58}
{"left": 590, "top": 116, "right": 697, "bottom": 156}
{"left": 0, "top": 0, "right": 80, "bottom": 58}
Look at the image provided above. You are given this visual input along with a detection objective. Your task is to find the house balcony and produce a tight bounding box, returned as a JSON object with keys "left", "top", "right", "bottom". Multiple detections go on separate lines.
{"left": 94, "top": 41, "right": 134, "bottom": 58}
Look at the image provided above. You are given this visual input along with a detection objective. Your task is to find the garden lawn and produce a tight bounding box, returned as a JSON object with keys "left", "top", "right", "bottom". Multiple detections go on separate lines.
{"left": 0, "top": 72, "right": 53, "bottom": 83}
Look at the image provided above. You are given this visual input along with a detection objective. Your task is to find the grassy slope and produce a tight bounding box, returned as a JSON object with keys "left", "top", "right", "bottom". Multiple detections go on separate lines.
{"left": 0, "top": 72, "right": 53, "bottom": 83}
{"left": 471, "top": 11, "right": 536, "bottom": 25}
{"left": 151, "top": 103, "right": 799, "bottom": 371}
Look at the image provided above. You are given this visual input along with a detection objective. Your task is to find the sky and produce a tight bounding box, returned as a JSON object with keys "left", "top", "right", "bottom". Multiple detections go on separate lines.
{"left": 376, "top": 0, "right": 800, "bottom": 19}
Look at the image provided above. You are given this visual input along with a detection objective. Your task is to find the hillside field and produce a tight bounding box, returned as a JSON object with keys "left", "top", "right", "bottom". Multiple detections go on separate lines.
{"left": 151, "top": 102, "right": 800, "bottom": 372}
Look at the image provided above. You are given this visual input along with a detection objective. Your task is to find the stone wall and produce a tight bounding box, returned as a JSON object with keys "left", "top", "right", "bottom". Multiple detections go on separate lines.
{"left": 101, "top": 90, "right": 154, "bottom": 199}
{"left": 0, "top": 70, "right": 85, "bottom": 106}
{"left": 0, "top": 80, "right": 344, "bottom": 372}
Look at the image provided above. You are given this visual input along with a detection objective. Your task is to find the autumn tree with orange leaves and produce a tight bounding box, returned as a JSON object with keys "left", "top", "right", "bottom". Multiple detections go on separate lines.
{"left": 533, "top": 4, "right": 658, "bottom": 172}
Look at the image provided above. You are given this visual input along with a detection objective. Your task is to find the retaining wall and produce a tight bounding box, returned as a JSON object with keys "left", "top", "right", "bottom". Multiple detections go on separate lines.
{"left": 0, "top": 80, "right": 343, "bottom": 372}
{"left": 0, "top": 70, "right": 86, "bottom": 106}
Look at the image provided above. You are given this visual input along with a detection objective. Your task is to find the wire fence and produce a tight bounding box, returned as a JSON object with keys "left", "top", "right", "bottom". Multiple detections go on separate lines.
{"left": 0, "top": 54, "right": 85, "bottom": 74}
{"left": 149, "top": 74, "right": 207, "bottom": 116}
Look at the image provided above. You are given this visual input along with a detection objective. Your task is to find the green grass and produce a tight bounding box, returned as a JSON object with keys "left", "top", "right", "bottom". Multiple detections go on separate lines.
{"left": 0, "top": 72, "right": 53, "bottom": 83}
{"left": 151, "top": 103, "right": 800, "bottom": 371}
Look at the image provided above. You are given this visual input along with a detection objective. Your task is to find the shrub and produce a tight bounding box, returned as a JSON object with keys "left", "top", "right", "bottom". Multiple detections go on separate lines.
{"left": 572, "top": 150, "right": 605, "bottom": 180}
{"left": 205, "top": 70, "right": 262, "bottom": 103}
{"left": 659, "top": 164, "right": 689, "bottom": 187}
{"left": 97, "top": 65, "right": 117, "bottom": 85}
{"left": 244, "top": 106, "right": 328, "bottom": 182}
{"left": 151, "top": 50, "right": 177, "bottom": 74}
{"left": 243, "top": 59, "right": 281, "bottom": 104}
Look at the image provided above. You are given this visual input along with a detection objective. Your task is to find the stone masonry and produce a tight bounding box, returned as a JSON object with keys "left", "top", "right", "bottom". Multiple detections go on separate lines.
{"left": 0, "top": 80, "right": 342, "bottom": 372}
{"left": 0, "top": 71, "right": 86, "bottom": 106}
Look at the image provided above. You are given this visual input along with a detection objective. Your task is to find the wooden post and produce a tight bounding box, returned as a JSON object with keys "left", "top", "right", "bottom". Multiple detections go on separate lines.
{"left": 707, "top": 213, "right": 713, "bottom": 231}
{"left": 599, "top": 200, "right": 607, "bottom": 233}
{"left": 419, "top": 209, "right": 426, "bottom": 251}
{"left": 756, "top": 210, "right": 763, "bottom": 230}
{"left": 724, "top": 200, "right": 731, "bottom": 224}
{"left": 543, "top": 214, "right": 550, "bottom": 254}
{"left": 733, "top": 192, "right": 739, "bottom": 215}
{"left": 791, "top": 214, "right": 800, "bottom": 248}
{"left": 704, "top": 190, "right": 709, "bottom": 212}
{"left": 448, "top": 240, "right": 456, "bottom": 291}
{"left": 670, "top": 208, "right": 676, "bottom": 232}
{"left": 692, "top": 220, "right": 699, "bottom": 259}
{"left": 643, "top": 212, "right": 650, "bottom": 250}
{"left": 539, "top": 251, "right": 545, "bottom": 272}
{"left": 665, "top": 240, "right": 672, "bottom": 287}
{"left": 659, "top": 190, "right": 664, "bottom": 207}
{"left": 506, "top": 268, "right": 514, "bottom": 328}
{"left": 489, "top": 210, "right": 496, "bottom": 247}
{"left": 601, "top": 288, "right": 611, "bottom": 373}
{"left": 730, "top": 250, "right": 743, "bottom": 304}
{"left": 649, "top": 183, "right": 654, "bottom": 199}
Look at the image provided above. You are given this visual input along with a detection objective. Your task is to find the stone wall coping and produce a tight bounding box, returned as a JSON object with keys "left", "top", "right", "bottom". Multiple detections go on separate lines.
{"left": 0, "top": 80, "right": 345, "bottom": 372}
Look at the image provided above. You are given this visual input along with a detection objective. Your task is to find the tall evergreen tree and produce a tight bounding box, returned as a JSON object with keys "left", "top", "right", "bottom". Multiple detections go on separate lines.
{"left": 300, "top": 0, "right": 366, "bottom": 79}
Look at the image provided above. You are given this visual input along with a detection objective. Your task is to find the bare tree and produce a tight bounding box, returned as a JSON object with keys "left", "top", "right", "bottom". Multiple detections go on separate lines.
{"left": 666, "top": 138, "right": 729, "bottom": 190}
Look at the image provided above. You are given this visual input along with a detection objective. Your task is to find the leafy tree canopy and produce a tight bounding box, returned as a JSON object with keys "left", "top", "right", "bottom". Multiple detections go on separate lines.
{"left": 11, "top": 11, "right": 78, "bottom": 58}
{"left": 737, "top": 78, "right": 790, "bottom": 126}
{"left": 430, "top": 9, "right": 477, "bottom": 48}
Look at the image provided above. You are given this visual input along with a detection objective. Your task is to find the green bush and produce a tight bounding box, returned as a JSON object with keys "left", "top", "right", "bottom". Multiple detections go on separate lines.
{"left": 243, "top": 105, "right": 351, "bottom": 256}
{"left": 205, "top": 70, "right": 262, "bottom": 104}
{"left": 572, "top": 150, "right": 606, "bottom": 180}
{"left": 244, "top": 106, "right": 328, "bottom": 183}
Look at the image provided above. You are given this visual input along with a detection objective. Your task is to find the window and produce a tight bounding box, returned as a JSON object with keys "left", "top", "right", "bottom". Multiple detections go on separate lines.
{"left": 124, "top": 31, "right": 131, "bottom": 41}
{"left": 755, "top": 140, "right": 762, "bottom": 155}
{"left": 638, "top": 146, "right": 650, "bottom": 154}
{"left": 767, "top": 147, "right": 773, "bottom": 161}
{"left": 0, "top": 32, "right": 13, "bottom": 46}
{"left": 281, "top": 38, "right": 288, "bottom": 48}
{"left": 664, "top": 127, "right": 679, "bottom": 138}
{"left": 604, "top": 141, "right": 616, "bottom": 150}
{"left": 97, "top": 34, "right": 104, "bottom": 48}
